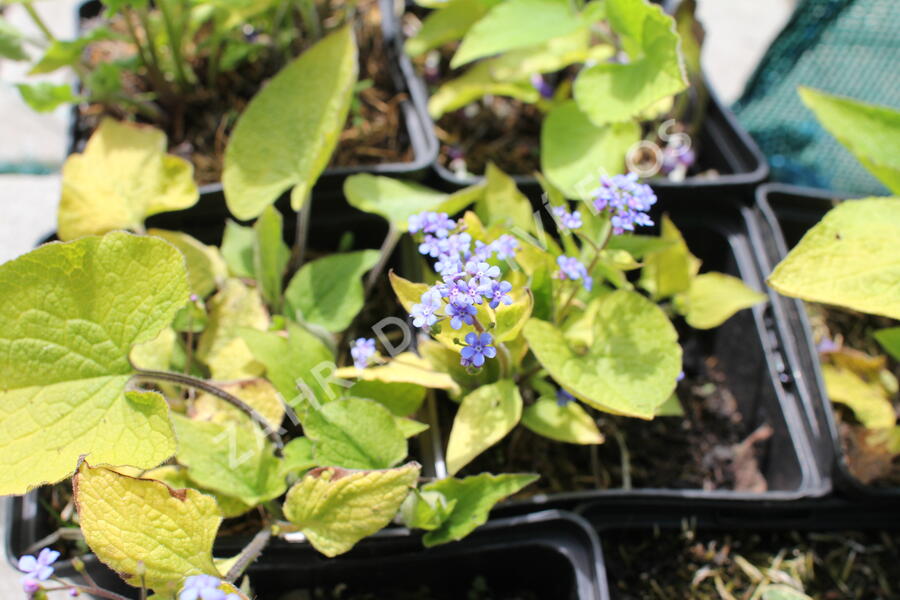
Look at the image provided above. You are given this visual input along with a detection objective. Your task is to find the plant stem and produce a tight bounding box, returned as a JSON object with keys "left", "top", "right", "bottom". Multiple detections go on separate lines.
{"left": 23, "top": 3, "right": 55, "bottom": 42}
{"left": 496, "top": 341, "right": 511, "bottom": 379}
{"left": 364, "top": 224, "right": 400, "bottom": 297}
{"left": 296, "top": 0, "right": 322, "bottom": 40}
{"left": 49, "top": 578, "right": 132, "bottom": 600}
{"left": 124, "top": 9, "right": 173, "bottom": 104}
{"left": 610, "top": 424, "right": 631, "bottom": 490}
{"left": 157, "top": 0, "right": 189, "bottom": 88}
{"left": 225, "top": 527, "right": 273, "bottom": 581}
{"left": 132, "top": 369, "right": 285, "bottom": 454}
{"left": 289, "top": 196, "right": 312, "bottom": 273}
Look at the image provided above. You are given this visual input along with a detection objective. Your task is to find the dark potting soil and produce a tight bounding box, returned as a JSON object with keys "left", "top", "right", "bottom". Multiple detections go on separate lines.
{"left": 276, "top": 576, "right": 540, "bottom": 600}
{"left": 76, "top": 0, "right": 413, "bottom": 185}
{"left": 461, "top": 355, "right": 769, "bottom": 498}
{"left": 603, "top": 528, "right": 900, "bottom": 599}
{"left": 805, "top": 303, "right": 900, "bottom": 487}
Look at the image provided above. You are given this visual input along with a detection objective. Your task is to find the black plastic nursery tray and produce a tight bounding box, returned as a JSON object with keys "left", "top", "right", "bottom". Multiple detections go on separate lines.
{"left": 5, "top": 507, "right": 610, "bottom": 600}
{"left": 422, "top": 196, "right": 825, "bottom": 509}
{"left": 576, "top": 498, "right": 900, "bottom": 600}
{"left": 749, "top": 183, "right": 899, "bottom": 501}
{"left": 68, "top": 0, "right": 438, "bottom": 193}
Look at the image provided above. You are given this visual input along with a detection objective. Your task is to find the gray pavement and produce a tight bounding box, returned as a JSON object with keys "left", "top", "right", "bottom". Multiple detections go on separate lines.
{"left": 0, "top": 0, "right": 797, "bottom": 595}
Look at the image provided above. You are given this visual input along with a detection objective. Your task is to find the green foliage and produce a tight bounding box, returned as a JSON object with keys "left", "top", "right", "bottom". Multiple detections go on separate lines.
{"left": 223, "top": 27, "right": 358, "bottom": 219}
{"left": 252, "top": 206, "right": 290, "bottom": 310}
{"left": 16, "top": 82, "right": 82, "bottom": 112}
{"left": 446, "top": 380, "right": 523, "bottom": 475}
{"left": 673, "top": 272, "right": 766, "bottom": 330}
{"left": 0, "top": 19, "right": 28, "bottom": 61}
{"left": 404, "top": 0, "right": 503, "bottom": 57}
{"left": 521, "top": 397, "right": 604, "bottom": 444}
{"left": 768, "top": 198, "right": 900, "bottom": 319}
{"left": 874, "top": 327, "right": 900, "bottom": 362}
{"left": 799, "top": 87, "right": 900, "bottom": 194}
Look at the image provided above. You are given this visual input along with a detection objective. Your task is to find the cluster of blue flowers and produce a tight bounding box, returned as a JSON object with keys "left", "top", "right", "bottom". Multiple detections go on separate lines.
{"left": 552, "top": 206, "right": 583, "bottom": 231}
{"left": 408, "top": 211, "right": 519, "bottom": 368}
{"left": 350, "top": 337, "right": 376, "bottom": 369}
{"left": 592, "top": 173, "right": 657, "bottom": 235}
{"left": 179, "top": 575, "right": 242, "bottom": 600}
{"left": 17, "top": 548, "right": 59, "bottom": 595}
{"left": 556, "top": 255, "right": 592, "bottom": 291}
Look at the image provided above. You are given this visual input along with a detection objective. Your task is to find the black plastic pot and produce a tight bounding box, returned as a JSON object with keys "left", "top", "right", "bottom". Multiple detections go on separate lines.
{"left": 420, "top": 195, "right": 824, "bottom": 508}
{"left": 69, "top": 0, "right": 438, "bottom": 194}
{"left": 748, "top": 183, "right": 900, "bottom": 500}
{"left": 575, "top": 497, "right": 900, "bottom": 599}
{"left": 6, "top": 506, "right": 610, "bottom": 600}
{"left": 424, "top": 85, "right": 768, "bottom": 199}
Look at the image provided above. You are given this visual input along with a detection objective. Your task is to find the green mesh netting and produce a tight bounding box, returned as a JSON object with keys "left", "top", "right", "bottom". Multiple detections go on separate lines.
{"left": 733, "top": 0, "right": 900, "bottom": 196}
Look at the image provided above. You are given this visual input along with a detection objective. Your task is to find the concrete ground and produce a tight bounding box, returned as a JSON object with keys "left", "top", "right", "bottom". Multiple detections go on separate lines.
{"left": 0, "top": 0, "right": 797, "bottom": 594}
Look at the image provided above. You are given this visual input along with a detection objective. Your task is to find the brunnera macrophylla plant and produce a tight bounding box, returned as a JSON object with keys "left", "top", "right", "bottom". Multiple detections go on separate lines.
{"left": 337, "top": 165, "right": 766, "bottom": 484}
{"left": 404, "top": 0, "right": 705, "bottom": 190}
{"left": 767, "top": 87, "right": 900, "bottom": 467}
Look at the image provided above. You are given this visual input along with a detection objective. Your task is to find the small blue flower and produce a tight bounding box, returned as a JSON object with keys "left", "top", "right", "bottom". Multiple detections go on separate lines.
{"left": 817, "top": 337, "right": 838, "bottom": 354}
{"left": 465, "top": 261, "right": 501, "bottom": 282}
{"left": 350, "top": 337, "right": 376, "bottom": 369}
{"left": 408, "top": 211, "right": 456, "bottom": 238}
{"left": 418, "top": 234, "right": 442, "bottom": 257}
{"left": 553, "top": 206, "right": 583, "bottom": 230}
{"left": 435, "top": 255, "right": 464, "bottom": 278}
{"left": 491, "top": 235, "right": 519, "bottom": 260}
{"left": 480, "top": 279, "right": 513, "bottom": 309}
{"left": 472, "top": 240, "right": 494, "bottom": 261}
{"left": 438, "top": 232, "right": 472, "bottom": 259}
{"left": 556, "top": 255, "right": 593, "bottom": 291}
{"left": 179, "top": 574, "right": 241, "bottom": 600}
{"left": 458, "top": 278, "right": 483, "bottom": 305}
{"left": 530, "top": 73, "right": 554, "bottom": 99}
{"left": 460, "top": 332, "right": 497, "bottom": 368}
{"left": 411, "top": 288, "right": 442, "bottom": 328}
{"left": 556, "top": 388, "right": 576, "bottom": 407}
{"left": 592, "top": 173, "right": 656, "bottom": 235}
{"left": 447, "top": 300, "right": 477, "bottom": 329}
{"left": 18, "top": 548, "right": 58, "bottom": 594}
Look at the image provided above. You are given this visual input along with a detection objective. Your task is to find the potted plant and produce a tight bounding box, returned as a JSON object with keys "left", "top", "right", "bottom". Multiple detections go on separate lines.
{"left": 1, "top": 0, "right": 437, "bottom": 191}
{"left": 751, "top": 87, "right": 900, "bottom": 498}
{"left": 395, "top": 0, "right": 766, "bottom": 195}
{"left": 337, "top": 163, "right": 823, "bottom": 506}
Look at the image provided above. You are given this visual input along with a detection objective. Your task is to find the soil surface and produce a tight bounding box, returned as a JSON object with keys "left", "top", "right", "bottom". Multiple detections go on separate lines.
{"left": 76, "top": 0, "right": 413, "bottom": 185}
{"left": 460, "top": 354, "right": 770, "bottom": 499}
{"left": 604, "top": 528, "right": 900, "bottom": 599}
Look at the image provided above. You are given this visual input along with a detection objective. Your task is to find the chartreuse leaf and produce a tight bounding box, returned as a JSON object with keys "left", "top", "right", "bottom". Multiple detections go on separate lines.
{"left": 654, "top": 392, "right": 684, "bottom": 417}
{"left": 522, "top": 397, "right": 604, "bottom": 444}
{"left": 284, "top": 250, "right": 379, "bottom": 332}
{"left": 494, "top": 288, "right": 533, "bottom": 342}
{"left": 344, "top": 174, "right": 484, "bottom": 229}
{"left": 283, "top": 463, "right": 420, "bottom": 557}
{"left": 170, "top": 414, "right": 287, "bottom": 505}
{"left": 446, "top": 380, "right": 523, "bottom": 475}
{"left": 220, "top": 220, "right": 255, "bottom": 278}
{"left": 241, "top": 321, "right": 339, "bottom": 406}
{"left": 487, "top": 28, "right": 610, "bottom": 82}
{"left": 0, "top": 19, "right": 28, "bottom": 61}
{"left": 192, "top": 378, "right": 285, "bottom": 430}
{"left": 400, "top": 490, "right": 457, "bottom": 531}
{"left": 573, "top": 0, "right": 687, "bottom": 126}
{"left": 336, "top": 351, "right": 461, "bottom": 395}
{"left": 428, "top": 61, "right": 539, "bottom": 119}
{"left": 639, "top": 214, "right": 700, "bottom": 300}
{"left": 73, "top": 463, "right": 221, "bottom": 593}
{"left": 0, "top": 233, "right": 187, "bottom": 495}
{"left": 761, "top": 585, "right": 813, "bottom": 600}
{"left": 768, "top": 198, "right": 900, "bottom": 319}
{"left": 300, "top": 396, "right": 407, "bottom": 469}
{"left": 875, "top": 327, "right": 900, "bottom": 362}
{"left": 349, "top": 380, "right": 426, "bottom": 416}
{"left": 253, "top": 206, "right": 290, "bottom": 310}
{"left": 143, "top": 465, "right": 253, "bottom": 519}
{"left": 148, "top": 229, "right": 227, "bottom": 298}
{"left": 16, "top": 82, "right": 82, "bottom": 112}
{"left": 524, "top": 290, "right": 681, "bottom": 419}
{"left": 396, "top": 418, "right": 430, "bottom": 438}
{"left": 130, "top": 327, "right": 177, "bottom": 371}
{"left": 451, "top": 0, "right": 582, "bottom": 68}
{"left": 421, "top": 473, "right": 538, "bottom": 546}
{"left": 542, "top": 101, "right": 639, "bottom": 200}
{"left": 58, "top": 119, "right": 198, "bottom": 241}
{"left": 197, "top": 279, "right": 269, "bottom": 379}
{"left": 281, "top": 437, "right": 316, "bottom": 477}
{"left": 477, "top": 163, "right": 536, "bottom": 234}
{"left": 673, "top": 272, "right": 766, "bottom": 329}
{"left": 404, "top": 0, "right": 502, "bottom": 57}
{"left": 822, "top": 365, "right": 895, "bottom": 429}
{"left": 798, "top": 87, "right": 900, "bottom": 194}
{"left": 223, "top": 27, "right": 357, "bottom": 219}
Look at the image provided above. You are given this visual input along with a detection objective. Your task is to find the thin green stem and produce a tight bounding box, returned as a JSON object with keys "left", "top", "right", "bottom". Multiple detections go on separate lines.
{"left": 49, "top": 578, "right": 131, "bottom": 600}
{"left": 289, "top": 196, "right": 312, "bottom": 273}
{"left": 296, "top": 0, "right": 321, "bottom": 40}
{"left": 225, "top": 527, "right": 273, "bottom": 581}
{"left": 611, "top": 424, "right": 631, "bottom": 490}
{"left": 132, "top": 369, "right": 285, "bottom": 454}
{"left": 158, "top": 0, "right": 189, "bottom": 88}
{"left": 23, "top": 3, "right": 55, "bottom": 42}
{"left": 364, "top": 224, "right": 400, "bottom": 297}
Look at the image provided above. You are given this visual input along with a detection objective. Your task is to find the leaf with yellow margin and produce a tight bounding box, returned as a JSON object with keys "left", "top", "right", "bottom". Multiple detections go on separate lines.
{"left": 58, "top": 119, "right": 198, "bottom": 241}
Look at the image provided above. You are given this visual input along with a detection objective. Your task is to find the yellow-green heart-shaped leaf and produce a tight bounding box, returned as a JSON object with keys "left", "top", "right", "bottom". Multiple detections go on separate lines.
{"left": 673, "top": 272, "right": 766, "bottom": 329}
{"left": 521, "top": 396, "right": 604, "bottom": 444}
{"left": 446, "top": 379, "right": 522, "bottom": 475}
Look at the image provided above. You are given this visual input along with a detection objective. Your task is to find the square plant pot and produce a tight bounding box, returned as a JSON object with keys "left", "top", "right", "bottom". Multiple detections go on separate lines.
{"left": 577, "top": 498, "right": 900, "bottom": 599}
{"left": 5, "top": 506, "right": 611, "bottom": 600}
{"left": 419, "top": 196, "right": 825, "bottom": 509}
{"left": 749, "top": 183, "right": 900, "bottom": 500}
{"left": 67, "top": 0, "right": 438, "bottom": 194}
